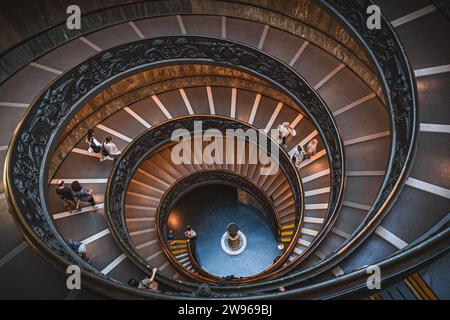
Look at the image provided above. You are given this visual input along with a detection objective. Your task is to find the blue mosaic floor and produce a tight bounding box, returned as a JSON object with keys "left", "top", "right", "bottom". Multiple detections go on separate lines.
{"left": 167, "top": 185, "right": 281, "bottom": 277}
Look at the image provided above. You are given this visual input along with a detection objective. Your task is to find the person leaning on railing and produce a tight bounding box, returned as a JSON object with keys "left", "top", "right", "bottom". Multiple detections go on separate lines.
{"left": 128, "top": 267, "right": 159, "bottom": 291}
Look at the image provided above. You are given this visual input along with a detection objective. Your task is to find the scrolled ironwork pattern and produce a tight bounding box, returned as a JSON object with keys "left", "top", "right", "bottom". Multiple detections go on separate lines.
{"left": 313, "top": 0, "right": 418, "bottom": 261}
{"left": 4, "top": 31, "right": 346, "bottom": 297}
{"left": 106, "top": 115, "right": 304, "bottom": 285}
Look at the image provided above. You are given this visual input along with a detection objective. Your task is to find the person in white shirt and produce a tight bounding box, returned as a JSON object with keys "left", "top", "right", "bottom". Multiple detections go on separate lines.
{"left": 291, "top": 145, "right": 306, "bottom": 168}
{"left": 101, "top": 136, "right": 122, "bottom": 162}
{"left": 277, "top": 122, "right": 295, "bottom": 146}
{"left": 184, "top": 225, "right": 197, "bottom": 239}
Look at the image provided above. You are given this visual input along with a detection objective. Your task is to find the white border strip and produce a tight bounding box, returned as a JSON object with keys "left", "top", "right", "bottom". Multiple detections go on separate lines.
{"left": 96, "top": 124, "right": 132, "bottom": 142}
{"left": 128, "top": 21, "right": 145, "bottom": 39}
{"left": 129, "top": 228, "right": 156, "bottom": 236}
{"left": 29, "top": 62, "right": 62, "bottom": 75}
{"left": 248, "top": 94, "right": 261, "bottom": 125}
{"left": 406, "top": 177, "right": 450, "bottom": 199}
{"left": 290, "top": 113, "right": 304, "bottom": 129}
{"left": 304, "top": 187, "right": 330, "bottom": 197}
{"left": 82, "top": 229, "right": 110, "bottom": 244}
{"left": 391, "top": 5, "right": 436, "bottom": 28}
{"left": 415, "top": 64, "right": 450, "bottom": 77}
{"left": 101, "top": 254, "right": 127, "bottom": 275}
{"left": 206, "top": 86, "right": 216, "bottom": 115}
{"left": 230, "top": 88, "right": 237, "bottom": 118}
{"left": 136, "top": 239, "right": 158, "bottom": 250}
{"left": 303, "top": 217, "right": 324, "bottom": 224}
{"left": 179, "top": 88, "right": 194, "bottom": 115}
{"left": 258, "top": 25, "right": 270, "bottom": 49}
{"left": 0, "top": 101, "right": 29, "bottom": 108}
{"left": 289, "top": 41, "right": 309, "bottom": 67}
{"left": 305, "top": 203, "right": 328, "bottom": 210}
{"left": 302, "top": 169, "right": 330, "bottom": 183}
{"left": 333, "top": 93, "right": 376, "bottom": 117}
{"left": 344, "top": 131, "right": 389, "bottom": 146}
{"left": 50, "top": 178, "right": 107, "bottom": 184}
{"left": 314, "top": 64, "right": 345, "bottom": 90}
{"left": 151, "top": 95, "right": 173, "bottom": 119}
{"left": 347, "top": 170, "right": 385, "bottom": 176}
{"left": 264, "top": 102, "right": 283, "bottom": 133}
{"left": 0, "top": 242, "right": 27, "bottom": 268}
{"left": 301, "top": 227, "right": 318, "bottom": 237}
{"left": 343, "top": 201, "right": 370, "bottom": 211}
{"left": 79, "top": 37, "right": 102, "bottom": 52}
{"left": 221, "top": 16, "right": 227, "bottom": 38}
{"left": 124, "top": 106, "right": 151, "bottom": 128}
{"left": 176, "top": 15, "right": 187, "bottom": 35}
{"left": 331, "top": 228, "right": 350, "bottom": 239}
{"left": 420, "top": 123, "right": 450, "bottom": 134}
{"left": 375, "top": 226, "right": 408, "bottom": 249}
{"left": 53, "top": 203, "right": 104, "bottom": 220}
{"left": 72, "top": 148, "right": 101, "bottom": 158}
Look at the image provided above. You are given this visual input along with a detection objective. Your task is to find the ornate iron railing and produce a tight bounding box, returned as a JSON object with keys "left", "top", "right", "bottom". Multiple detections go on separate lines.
{"left": 106, "top": 115, "right": 304, "bottom": 285}
{"left": 4, "top": 34, "right": 345, "bottom": 298}
{"left": 201, "top": 0, "right": 421, "bottom": 293}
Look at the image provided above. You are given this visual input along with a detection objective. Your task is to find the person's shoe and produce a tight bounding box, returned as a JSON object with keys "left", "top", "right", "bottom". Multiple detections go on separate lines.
{"left": 92, "top": 206, "right": 98, "bottom": 213}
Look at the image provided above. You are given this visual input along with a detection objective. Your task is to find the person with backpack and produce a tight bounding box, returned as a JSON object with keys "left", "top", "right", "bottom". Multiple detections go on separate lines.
{"left": 100, "top": 136, "right": 121, "bottom": 162}
{"left": 86, "top": 128, "right": 102, "bottom": 154}
{"left": 67, "top": 239, "right": 89, "bottom": 262}
{"left": 71, "top": 180, "right": 98, "bottom": 213}
{"left": 291, "top": 144, "right": 306, "bottom": 168}
{"left": 56, "top": 179, "right": 76, "bottom": 212}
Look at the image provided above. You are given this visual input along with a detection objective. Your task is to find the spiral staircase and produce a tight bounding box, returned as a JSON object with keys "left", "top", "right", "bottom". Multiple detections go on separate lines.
{"left": 0, "top": 0, "right": 449, "bottom": 300}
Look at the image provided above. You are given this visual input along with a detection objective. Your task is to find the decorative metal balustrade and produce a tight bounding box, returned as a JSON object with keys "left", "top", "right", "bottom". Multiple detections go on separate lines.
{"left": 4, "top": 35, "right": 343, "bottom": 298}
{"left": 106, "top": 115, "right": 304, "bottom": 284}
{"left": 3, "top": 0, "right": 442, "bottom": 299}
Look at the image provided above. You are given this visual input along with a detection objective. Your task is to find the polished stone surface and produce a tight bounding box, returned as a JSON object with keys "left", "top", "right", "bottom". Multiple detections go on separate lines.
{"left": 168, "top": 185, "right": 281, "bottom": 278}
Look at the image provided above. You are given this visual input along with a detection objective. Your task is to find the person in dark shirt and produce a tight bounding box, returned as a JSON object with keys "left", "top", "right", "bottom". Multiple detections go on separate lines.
{"left": 71, "top": 180, "right": 98, "bottom": 213}
{"left": 56, "top": 179, "right": 76, "bottom": 212}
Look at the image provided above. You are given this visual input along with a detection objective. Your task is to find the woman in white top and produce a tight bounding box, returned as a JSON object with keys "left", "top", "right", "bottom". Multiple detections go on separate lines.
{"left": 291, "top": 145, "right": 306, "bottom": 168}
{"left": 277, "top": 122, "right": 295, "bottom": 146}
{"left": 101, "top": 136, "right": 121, "bottom": 162}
